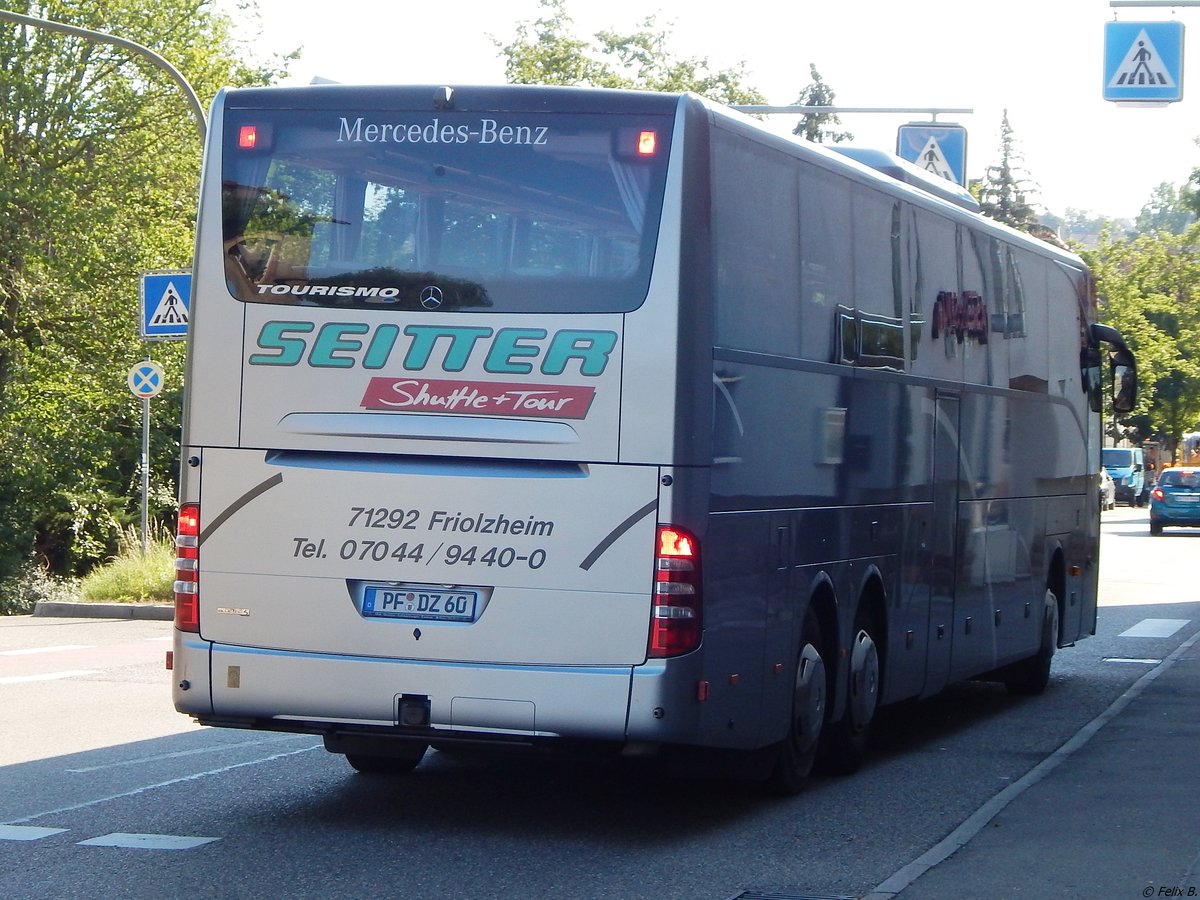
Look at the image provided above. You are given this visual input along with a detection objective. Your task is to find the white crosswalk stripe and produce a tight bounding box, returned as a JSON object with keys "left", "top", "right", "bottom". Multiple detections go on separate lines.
{"left": 1119, "top": 618, "right": 1191, "bottom": 638}
{"left": 0, "top": 645, "right": 92, "bottom": 656}
{"left": 0, "top": 670, "right": 101, "bottom": 685}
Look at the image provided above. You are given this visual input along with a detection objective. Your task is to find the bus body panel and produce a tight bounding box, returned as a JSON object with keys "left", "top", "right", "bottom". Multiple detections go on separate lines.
{"left": 193, "top": 447, "right": 660, "bottom": 666}
{"left": 180, "top": 94, "right": 242, "bottom": 451}
{"left": 238, "top": 308, "right": 627, "bottom": 461}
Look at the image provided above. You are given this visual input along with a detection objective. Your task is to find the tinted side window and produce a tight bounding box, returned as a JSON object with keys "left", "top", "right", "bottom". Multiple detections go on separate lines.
{"left": 799, "top": 167, "right": 852, "bottom": 361}
{"left": 712, "top": 127, "right": 802, "bottom": 357}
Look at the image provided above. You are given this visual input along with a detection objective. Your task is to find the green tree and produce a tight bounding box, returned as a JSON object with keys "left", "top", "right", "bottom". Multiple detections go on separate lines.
{"left": 495, "top": 0, "right": 766, "bottom": 106}
{"left": 1080, "top": 228, "right": 1200, "bottom": 454}
{"left": 1133, "top": 182, "right": 1195, "bottom": 236}
{"left": 0, "top": 1, "right": 290, "bottom": 583}
{"left": 791, "top": 63, "right": 853, "bottom": 144}
{"left": 1181, "top": 137, "right": 1200, "bottom": 219}
{"left": 976, "top": 109, "right": 1040, "bottom": 232}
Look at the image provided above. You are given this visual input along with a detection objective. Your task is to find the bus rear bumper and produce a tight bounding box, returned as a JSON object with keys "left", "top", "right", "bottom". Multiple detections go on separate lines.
{"left": 178, "top": 640, "right": 646, "bottom": 743}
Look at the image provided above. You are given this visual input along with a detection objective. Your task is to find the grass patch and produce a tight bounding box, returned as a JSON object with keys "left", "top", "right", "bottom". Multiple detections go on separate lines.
{"left": 78, "top": 524, "right": 174, "bottom": 603}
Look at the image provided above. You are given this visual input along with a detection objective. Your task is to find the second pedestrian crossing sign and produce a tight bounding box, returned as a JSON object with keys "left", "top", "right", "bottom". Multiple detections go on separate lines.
{"left": 1104, "top": 21, "right": 1184, "bottom": 104}
{"left": 896, "top": 124, "right": 968, "bottom": 187}
{"left": 140, "top": 271, "right": 191, "bottom": 341}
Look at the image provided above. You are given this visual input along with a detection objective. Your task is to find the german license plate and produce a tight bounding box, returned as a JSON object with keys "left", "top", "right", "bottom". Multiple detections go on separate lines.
{"left": 362, "top": 584, "right": 479, "bottom": 622}
{"left": 1174, "top": 494, "right": 1199, "bottom": 503}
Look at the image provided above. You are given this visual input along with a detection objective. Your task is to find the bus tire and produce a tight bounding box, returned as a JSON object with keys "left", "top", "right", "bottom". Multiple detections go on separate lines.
{"left": 767, "top": 609, "right": 827, "bottom": 795}
{"left": 821, "top": 605, "right": 880, "bottom": 775}
{"left": 1004, "top": 589, "right": 1058, "bottom": 696}
{"left": 345, "top": 743, "right": 428, "bottom": 775}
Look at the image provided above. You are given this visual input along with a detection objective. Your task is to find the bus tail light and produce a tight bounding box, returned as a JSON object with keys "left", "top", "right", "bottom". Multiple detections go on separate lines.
{"left": 650, "top": 526, "right": 702, "bottom": 657}
{"left": 174, "top": 503, "right": 200, "bottom": 632}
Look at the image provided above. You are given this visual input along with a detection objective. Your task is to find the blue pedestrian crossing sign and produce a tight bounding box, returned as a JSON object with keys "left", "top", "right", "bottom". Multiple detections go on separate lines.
{"left": 140, "top": 271, "right": 191, "bottom": 341}
{"left": 896, "top": 124, "right": 968, "bottom": 187}
{"left": 1104, "top": 21, "right": 1184, "bottom": 104}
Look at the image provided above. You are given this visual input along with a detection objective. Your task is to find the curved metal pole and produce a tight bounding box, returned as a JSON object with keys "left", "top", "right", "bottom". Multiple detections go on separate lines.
{"left": 0, "top": 8, "right": 206, "bottom": 140}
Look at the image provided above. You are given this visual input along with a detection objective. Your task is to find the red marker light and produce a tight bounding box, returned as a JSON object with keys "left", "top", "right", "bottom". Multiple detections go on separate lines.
{"left": 238, "top": 125, "right": 259, "bottom": 150}
{"left": 638, "top": 130, "right": 657, "bottom": 156}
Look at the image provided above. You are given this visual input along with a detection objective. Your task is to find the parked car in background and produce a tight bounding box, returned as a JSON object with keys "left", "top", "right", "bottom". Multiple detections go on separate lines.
{"left": 1098, "top": 468, "right": 1116, "bottom": 511}
{"left": 1149, "top": 467, "right": 1200, "bottom": 535}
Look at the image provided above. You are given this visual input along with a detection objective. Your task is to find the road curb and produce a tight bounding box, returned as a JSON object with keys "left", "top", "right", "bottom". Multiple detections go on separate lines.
{"left": 32, "top": 601, "right": 173, "bottom": 621}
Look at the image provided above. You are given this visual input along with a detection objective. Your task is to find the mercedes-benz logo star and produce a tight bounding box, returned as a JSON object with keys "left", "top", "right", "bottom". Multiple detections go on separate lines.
{"left": 420, "top": 285, "right": 444, "bottom": 310}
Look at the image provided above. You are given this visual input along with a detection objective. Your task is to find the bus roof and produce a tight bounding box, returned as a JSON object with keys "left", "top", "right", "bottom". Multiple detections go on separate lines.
{"left": 221, "top": 83, "right": 684, "bottom": 116}
{"left": 828, "top": 146, "right": 982, "bottom": 213}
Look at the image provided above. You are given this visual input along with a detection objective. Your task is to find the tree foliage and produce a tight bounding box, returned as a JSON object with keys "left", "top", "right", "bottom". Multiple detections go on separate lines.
{"left": 976, "top": 109, "right": 1041, "bottom": 233}
{"left": 791, "top": 63, "right": 853, "bottom": 144}
{"left": 0, "top": 1, "right": 290, "bottom": 583}
{"left": 1080, "top": 228, "right": 1200, "bottom": 453}
{"left": 495, "top": 0, "right": 766, "bottom": 106}
{"left": 1133, "top": 182, "right": 1195, "bottom": 236}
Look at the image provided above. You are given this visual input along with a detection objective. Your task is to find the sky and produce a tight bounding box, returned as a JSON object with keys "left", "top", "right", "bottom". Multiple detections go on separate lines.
{"left": 230, "top": 0, "right": 1200, "bottom": 221}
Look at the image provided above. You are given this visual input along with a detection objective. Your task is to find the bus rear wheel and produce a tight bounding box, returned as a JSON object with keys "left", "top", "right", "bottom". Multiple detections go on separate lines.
{"left": 768, "top": 609, "right": 827, "bottom": 795}
{"left": 821, "top": 606, "right": 880, "bottom": 775}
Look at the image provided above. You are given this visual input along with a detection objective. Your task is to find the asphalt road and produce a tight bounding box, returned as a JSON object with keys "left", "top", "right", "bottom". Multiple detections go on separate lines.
{"left": 0, "top": 506, "right": 1195, "bottom": 899}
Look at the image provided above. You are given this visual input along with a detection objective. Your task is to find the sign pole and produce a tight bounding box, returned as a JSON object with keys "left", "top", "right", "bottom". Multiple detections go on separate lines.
{"left": 142, "top": 393, "right": 150, "bottom": 556}
{"left": 127, "top": 359, "right": 166, "bottom": 556}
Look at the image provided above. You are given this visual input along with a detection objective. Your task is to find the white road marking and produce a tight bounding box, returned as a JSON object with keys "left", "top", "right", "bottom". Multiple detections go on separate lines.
{"left": 66, "top": 736, "right": 306, "bottom": 773}
{"left": 0, "top": 670, "right": 101, "bottom": 685}
{"left": 1102, "top": 657, "right": 1162, "bottom": 665}
{"left": 0, "top": 645, "right": 92, "bottom": 656}
{"left": 4, "top": 744, "right": 321, "bottom": 825}
{"left": 0, "top": 825, "right": 68, "bottom": 841}
{"left": 78, "top": 833, "right": 218, "bottom": 850}
{"left": 1119, "top": 618, "right": 1191, "bottom": 638}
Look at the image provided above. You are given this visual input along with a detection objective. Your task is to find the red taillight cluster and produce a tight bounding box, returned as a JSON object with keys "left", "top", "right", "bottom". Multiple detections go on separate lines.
{"left": 649, "top": 526, "right": 702, "bottom": 658}
{"left": 1151, "top": 487, "right": 1165, "bottom": 501}
{"left": 174, "top": 503, "right": 200, "bottom": 633}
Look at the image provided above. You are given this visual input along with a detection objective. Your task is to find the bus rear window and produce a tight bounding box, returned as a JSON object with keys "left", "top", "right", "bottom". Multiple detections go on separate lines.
{"left": 221, "top": 109, "right": 671, "bottom": 313}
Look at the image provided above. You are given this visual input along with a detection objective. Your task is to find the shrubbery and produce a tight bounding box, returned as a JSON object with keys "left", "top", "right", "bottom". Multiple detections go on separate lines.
{"left": 0, "top": 560, "right": 79, "bottom": 616}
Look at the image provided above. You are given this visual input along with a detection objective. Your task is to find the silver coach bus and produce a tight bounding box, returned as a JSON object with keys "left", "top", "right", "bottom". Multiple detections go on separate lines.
{"left": 171, "top": 84, "right": 1136, "bottom": 792}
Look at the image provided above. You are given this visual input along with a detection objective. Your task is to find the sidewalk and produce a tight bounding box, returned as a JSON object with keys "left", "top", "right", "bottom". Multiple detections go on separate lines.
{"left": 31, "top": 600, "right": 172, "bottom": 620}
{"left": 867, "top": 628, "right": 1200, "bottom": 899}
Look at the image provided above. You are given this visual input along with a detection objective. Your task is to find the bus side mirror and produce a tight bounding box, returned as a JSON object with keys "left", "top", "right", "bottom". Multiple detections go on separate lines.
{"left": 1090, "top": 324, "right": 1138, "bottom": 414}
{"left": 1111, "top": 353, "right": 1137, "bottom": 413}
